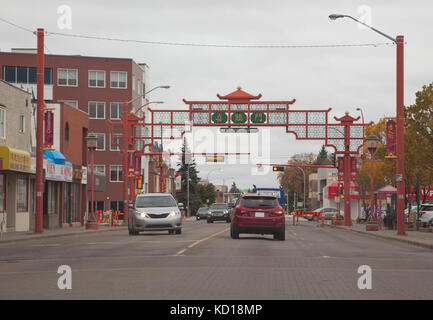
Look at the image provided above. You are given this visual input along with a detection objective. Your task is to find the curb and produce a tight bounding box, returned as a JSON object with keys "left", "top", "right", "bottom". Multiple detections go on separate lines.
{"left": 335, "top": 225, "right": 433, "bottom": 250}
{"left": 0, "top": 226, "right": 127, "bottom": 244}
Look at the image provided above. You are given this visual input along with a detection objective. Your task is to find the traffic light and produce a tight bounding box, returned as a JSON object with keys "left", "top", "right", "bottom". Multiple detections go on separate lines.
{"left": 337, "top": 183, "right": 343, "bottom": 195}
{"left": 331, "top": 152, "right": 336, "bottom": 167}
{"left": 137, "top": 175, "right": 143, "bottom": 189}
{"left": 273, "top": 166, "right": 284, "bottom": 172}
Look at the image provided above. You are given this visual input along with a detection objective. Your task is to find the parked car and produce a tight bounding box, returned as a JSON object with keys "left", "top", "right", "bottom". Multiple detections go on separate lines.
{"left": 419, "top": 204, "right": 433, "bottom": 226}
{"left": 307, "top": 207, "right": 343, "bottom": 221}
{"left": 207, "top": 203, "right": 230, "bottom": 223}
{"left": 128, "top": 193, "right": 182, "bottom": 235}
{"left": 196, "top": 207, "right": 211, "bottom": 220}
{"left": 230, "top": 193, "right": 285, "bottom": 240}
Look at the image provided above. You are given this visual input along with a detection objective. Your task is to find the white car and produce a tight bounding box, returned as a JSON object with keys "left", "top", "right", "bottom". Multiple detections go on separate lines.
{"left": 419, "top": 204, "right": 433, "bottom": 225}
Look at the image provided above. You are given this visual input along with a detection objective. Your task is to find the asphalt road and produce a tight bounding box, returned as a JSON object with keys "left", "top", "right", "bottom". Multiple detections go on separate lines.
{"left": 0, "top": 218, "right": 432, "bottom": 299}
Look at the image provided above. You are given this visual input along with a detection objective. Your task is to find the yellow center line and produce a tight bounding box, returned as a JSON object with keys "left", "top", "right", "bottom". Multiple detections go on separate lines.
{"left": 176, "top": 227, "right": 230, "bottom": 255}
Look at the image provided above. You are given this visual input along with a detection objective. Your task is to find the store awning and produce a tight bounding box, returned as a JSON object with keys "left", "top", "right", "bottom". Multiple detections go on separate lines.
{"left": 0, "top": 146, "right": 31, "bottom": 173}
{"left": 43, "top": 150, "right": 66, "bottom": 165}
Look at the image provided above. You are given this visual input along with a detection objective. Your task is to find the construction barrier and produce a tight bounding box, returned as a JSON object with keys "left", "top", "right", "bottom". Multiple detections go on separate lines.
{"left": 321, "top": 213, "right": 325, "bottom": 227}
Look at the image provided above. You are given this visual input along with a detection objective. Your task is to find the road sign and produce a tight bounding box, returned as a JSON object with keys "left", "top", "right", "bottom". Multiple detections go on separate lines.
{"left": 219, "top": 127, "right": 259, "bottom": 133}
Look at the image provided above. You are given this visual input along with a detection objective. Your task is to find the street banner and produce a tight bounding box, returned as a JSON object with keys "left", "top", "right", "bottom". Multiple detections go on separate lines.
{"left": 386, "top": 119, "right": 396, "bottom": 157}
{"left": 337, "top": 157, "right": 357, "bottom": 181}
{"left": 175, "top": 173, "right": 181, "bottom": 192}
{"left": 351, "top": 157, "right": 357, "bottom": 181}
{"left": 337, "top": 157, "right": 344, "bottom": 181}
{"left": 44, "top": 111, "right": 54, "bottom": 147}
{"left": 134, "top": 153, "right": 141, "bottom": 176}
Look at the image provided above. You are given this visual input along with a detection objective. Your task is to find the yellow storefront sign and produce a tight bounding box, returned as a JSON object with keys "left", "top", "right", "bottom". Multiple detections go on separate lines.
{"left": 0, "top": 146, "right": 31, "bottom": 173}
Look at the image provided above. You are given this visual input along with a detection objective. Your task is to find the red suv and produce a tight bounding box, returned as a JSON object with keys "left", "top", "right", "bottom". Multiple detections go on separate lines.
{"left": 230, "top": 193, "right": 285, "bottom": 240}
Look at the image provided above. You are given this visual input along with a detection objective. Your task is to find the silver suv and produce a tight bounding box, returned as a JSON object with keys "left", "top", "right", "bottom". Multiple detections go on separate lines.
{"left": 128, "top": 193, "right": 182, "bottom": 235}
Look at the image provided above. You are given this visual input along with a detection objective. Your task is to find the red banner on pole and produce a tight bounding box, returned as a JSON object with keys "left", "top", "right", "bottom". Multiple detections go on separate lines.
{"left": 338, "top": 157, "right": 357, "bottom": 181}
{"left": 134, "top": 153, "right": 141, "bottom": 176}
{"left": 386, "top": 119, "right": 396, "bottom": 157}
{"left": 44, "top": 111, "right": 54, "bottom": 147}
{"left": 337, "top": 157, "right": 344, "bottom": 181}
{"left": 351, "top": 157, "right": 357, "bottom": 181}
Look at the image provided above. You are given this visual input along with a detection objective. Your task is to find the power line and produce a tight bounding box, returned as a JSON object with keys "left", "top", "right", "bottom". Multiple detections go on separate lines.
{"left": 47, "top": 31, "right": 394, "bottom": 49}
{"left": 0, "top": 17, "right": 395, "bottom": 49}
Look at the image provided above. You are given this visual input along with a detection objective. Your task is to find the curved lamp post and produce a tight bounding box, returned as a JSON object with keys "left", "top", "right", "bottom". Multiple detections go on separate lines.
{"left": 86, "top": 133, "right": 98, "bottom": 230}
{"left": 366, "top": 134, "right": 379, "bottom": 224}
{"left": 329, "top": 13, "right": 405, "bottom": 235}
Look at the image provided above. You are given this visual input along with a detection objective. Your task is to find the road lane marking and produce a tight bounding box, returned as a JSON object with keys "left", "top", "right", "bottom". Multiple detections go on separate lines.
{"left": 176, "top": 227, "right": 230, "bottom": 255}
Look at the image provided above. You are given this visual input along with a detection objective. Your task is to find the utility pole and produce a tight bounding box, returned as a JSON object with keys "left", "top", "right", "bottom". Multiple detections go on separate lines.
{"left": 35, "top": 28, "right": 44, "bottom": 233}
{"left": 187, "top": 163, "right": 190, "bottom": 218}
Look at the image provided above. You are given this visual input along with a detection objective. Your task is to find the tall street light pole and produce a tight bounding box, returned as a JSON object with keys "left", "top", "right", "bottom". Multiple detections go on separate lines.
{"left": 329, "top": 14, "right": 405, "bottom": 235}
{"left": 121, "top": 85, "right": 168, "bottom": 224}
{"left": 86, "top": 133, "right": 98, "bottom": 229}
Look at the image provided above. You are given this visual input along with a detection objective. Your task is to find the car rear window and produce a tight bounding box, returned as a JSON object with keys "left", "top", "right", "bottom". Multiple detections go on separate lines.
{"left": 241, "top": 196, "right": 279, "bottom": 207}
{"left": 210, "top": 204, "right": 228, "bottom": 209}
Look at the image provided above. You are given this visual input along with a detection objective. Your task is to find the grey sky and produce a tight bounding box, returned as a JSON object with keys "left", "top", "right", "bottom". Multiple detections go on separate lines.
{"left": 1, "top": 0, "right": 432, "bottom": 189}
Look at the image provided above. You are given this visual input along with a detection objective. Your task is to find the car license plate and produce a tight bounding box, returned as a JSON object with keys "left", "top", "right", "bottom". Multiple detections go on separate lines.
{"left": 255, "top": 212, "right": 264, "bottom": 218}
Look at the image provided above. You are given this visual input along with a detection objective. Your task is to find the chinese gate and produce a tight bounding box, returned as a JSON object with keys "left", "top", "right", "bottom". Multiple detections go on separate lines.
{"left": 108, "top": 87, "right": 371, "bottom": 225}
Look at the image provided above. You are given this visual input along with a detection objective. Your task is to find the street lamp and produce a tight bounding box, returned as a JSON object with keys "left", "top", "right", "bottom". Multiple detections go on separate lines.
{"left": 366, "top": 134, "right": 379, "bottom": 224}
{"left": 356, "top": 107, "right": 365, "bottom": 138}
{"left": 329, "top": 14, "right": 405, "bottom": 235}
{"left": 86, "top": 133, "right": 98, "bottom": 230}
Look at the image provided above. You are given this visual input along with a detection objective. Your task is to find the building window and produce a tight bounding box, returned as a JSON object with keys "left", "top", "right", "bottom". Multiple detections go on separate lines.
{"left": 132, "top": 75, "right": 135, "bottom": 92}
{"left": 0, "top": 174, "right": 5, "bottom": 212}
{"left": 110, "top": 133, "right": 123, "bottom": 151}
{"left": 57, "top": 69, "right": 78, "bottom": 86}
{"left": 47, "top": 182, "right": 57, "bottom": 214}
{"left": 88, "top": 102, "right": 105, "bottom": 119}
{"left": 94, "top": 133, "right": 105, "bottom": 151}
{"left": 88, "top": 70, "right": 105, "bottom": 88}
{"left": 65, "top": 122, "right": 69, "bottom": 143}
{"left": 0, "top": 107, "right": 5, "bottom": 139}
{"left": 19, "top": 114, "right": 25, "bottom": 133}
{"left": 58, "top": 100, "right": 78, "bottom": 109}
{"left": 94, "top": 165, "right": 106, "bottom": 174}
{"left": 110, "top": 71, "right": 127, "bottom": 89}
{"left": 110, "top": 102, "right": 123, "bottom": 120}
{"left": 110, "top": 201, "right": 124, "bottom": 213}
{"left": 110, "top": 165, "right": 123, "bottom": 182}
{"left": 17, "top": 176, "right": 28, "bottom": 212}
{"left": 3, "top": 66, "right": 52, "bottom": 84}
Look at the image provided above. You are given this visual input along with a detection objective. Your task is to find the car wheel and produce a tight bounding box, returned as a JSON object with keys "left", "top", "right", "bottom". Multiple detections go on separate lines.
{"left": 231, "top": 224, "right": 239, "bottom": 239}
{"left": 175, "top": 229, "right": 182, "bottom": 235}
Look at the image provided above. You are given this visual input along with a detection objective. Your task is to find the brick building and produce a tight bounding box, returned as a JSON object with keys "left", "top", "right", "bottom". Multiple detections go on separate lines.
{"left": 0, "top": 49, "right": 151, "bottom": 213}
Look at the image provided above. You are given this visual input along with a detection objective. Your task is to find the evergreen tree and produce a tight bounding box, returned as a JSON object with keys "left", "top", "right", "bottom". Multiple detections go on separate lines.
{"left": 229, "top": 182, "right": 241, "bottom": 194}
{"left": 197, "top": 183, "right": 217, "bottom": 206}
{"left": 176, "top": 138, "right": 201, "bottom": 215}
{"left": 316, "top": 144, "right": 331, "bottom": 165}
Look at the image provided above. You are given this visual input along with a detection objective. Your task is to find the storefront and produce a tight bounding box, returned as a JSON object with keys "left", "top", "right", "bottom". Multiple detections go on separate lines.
{"left": 0, "top": 146, "right": 32, "bottom": 232}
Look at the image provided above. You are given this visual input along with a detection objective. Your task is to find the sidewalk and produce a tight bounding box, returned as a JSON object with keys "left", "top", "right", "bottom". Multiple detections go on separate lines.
{"left": 335, "top": 223, "right": 433, "bottom": 250}
{"left": 0, "top": 224, "right": 127, "bottom": 244}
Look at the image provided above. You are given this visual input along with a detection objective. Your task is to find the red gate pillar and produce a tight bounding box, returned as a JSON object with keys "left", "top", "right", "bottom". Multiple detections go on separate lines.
{"left": 335, "top": 112, "right": 359, "bottom": 227}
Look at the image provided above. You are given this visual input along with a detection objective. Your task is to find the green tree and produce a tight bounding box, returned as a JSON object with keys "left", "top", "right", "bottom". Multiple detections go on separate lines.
{"left": 197, "top": 183, "right": 217, "bottom": 206}
{"left": 176, "top": 138, "right": 201, "bottom": 215}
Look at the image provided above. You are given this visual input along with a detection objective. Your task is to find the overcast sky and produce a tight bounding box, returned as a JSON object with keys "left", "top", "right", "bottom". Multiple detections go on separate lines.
{"left": 1, "top": 0, "right": 432, "bottom": 189}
